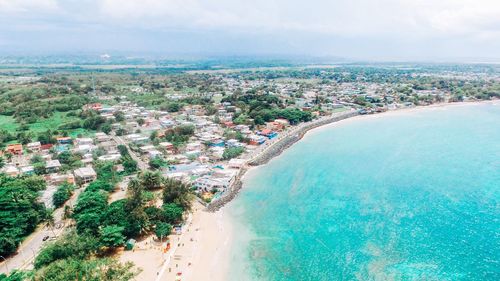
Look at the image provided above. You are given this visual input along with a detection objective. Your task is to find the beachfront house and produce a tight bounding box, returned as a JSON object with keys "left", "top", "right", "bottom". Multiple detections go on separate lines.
{"left": 194, "top": 176, "right": 231, "bottom": 193}
{"left": 228, "top": 158, "right": 246, "bottom": 169}
{"left": 258, "top": 129, "right": 278, "bottom": 139}
{"left": 249, "top": 135, "right": 266, "bottom": 145}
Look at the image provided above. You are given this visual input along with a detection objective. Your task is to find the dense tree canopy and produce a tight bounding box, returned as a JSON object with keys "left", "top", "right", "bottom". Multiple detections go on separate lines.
{"left": 33, "top": 258, "right": 139, "bottom": 281}
{"left": 52, "top": 183, "right": 75, "bottom": 208}
{"left": 0, "top": 175, "right": 48, "bottom": 256}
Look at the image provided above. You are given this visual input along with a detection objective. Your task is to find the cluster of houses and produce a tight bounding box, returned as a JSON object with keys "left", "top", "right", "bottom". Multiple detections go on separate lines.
{"left": 220, "top": 75, "right": 451, "bottom": 112}
{"left": 0, "top": 133, "right": 121, "bottom": 186}
{"left": 2, "top": 81, "right": 353, "bottom": 204}
{"left": 82, "top": 98, "right": 294, "bottom": 200}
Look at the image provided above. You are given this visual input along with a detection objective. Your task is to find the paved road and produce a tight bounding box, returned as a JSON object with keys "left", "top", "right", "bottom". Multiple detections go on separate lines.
{"left": 0, "top": 187, "right": 85, "bottom": 274}
{"left": 111, "top": 135, "right": 149, "bottom": 171}
{"left": 1, "top": 134, "right": 149, "bottom": 275}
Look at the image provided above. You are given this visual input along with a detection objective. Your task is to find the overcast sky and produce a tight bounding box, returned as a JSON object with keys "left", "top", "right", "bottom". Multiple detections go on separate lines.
{"left": 1, "top": 0, "right": 500, "bottom": 60}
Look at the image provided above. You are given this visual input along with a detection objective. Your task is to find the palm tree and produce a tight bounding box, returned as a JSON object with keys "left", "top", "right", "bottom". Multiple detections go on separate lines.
{"left": 45, "top": 210, "right": 57, "bottom": 236}
{"left": 162, "top": 178, "right": 192, "bottom": 211}
{"left": 140, "top": 171, "right": 162, "bottom": 190}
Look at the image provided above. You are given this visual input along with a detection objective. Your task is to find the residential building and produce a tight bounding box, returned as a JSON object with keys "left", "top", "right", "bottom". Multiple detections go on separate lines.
{"left": 194, "top": 176, "right": 231, "bottom": 192}
{"left": 94, "top": 132, "right": 111, "bottom": 142}
{"left": 259, "top": 129, "right": 278, "bottom": 139}
{"left": 46, "top": 160, "right": 62, "bottom": 173}
{"left": 2, "top": 165, "right": 19, "bottom": 177}
{"left": 74, "top": 167, "right": 97, "bottom": 184}
{"left": 228, "top": 158, "right": 246, "bottom": 169}
{"left": 5, "top": 144, "right": 23, "bottom": 155}
{"left": 56, "top": 137, "right": 72, "bottom": 145}
{"left": 26, "top": 141, "right": 41, "bottom": 152}
{"left": 74, "top": 138, "right": 94, "bottom": 146}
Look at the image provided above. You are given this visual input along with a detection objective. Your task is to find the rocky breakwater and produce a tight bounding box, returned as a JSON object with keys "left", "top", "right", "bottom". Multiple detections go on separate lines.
{"left": 206, "top": 110, "right": 359, "bottom": 212}
{"left": 206, "top": 167, "right": 247, "bottom": 212}
{"left": 248, "top": 110, "right": 359, "bottom": 166}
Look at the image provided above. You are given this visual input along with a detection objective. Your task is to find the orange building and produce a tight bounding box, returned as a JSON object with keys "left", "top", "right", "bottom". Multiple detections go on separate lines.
{"left": 83, "top": 103, "right": 103, "bottom": 111}
{"left": 5, "top": 144, "right": 23, "bottom": 155}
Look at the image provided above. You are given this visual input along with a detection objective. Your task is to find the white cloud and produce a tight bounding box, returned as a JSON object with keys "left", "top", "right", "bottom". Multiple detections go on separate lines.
{"left": 91, "top": 0, "right": 500, "bottom": 37}
{"left": 0, "top": 0, "right": 59, "bottom": 13}
{"left": 2, "top": 0, "right": 499, "bottom": 37}
{"left": 1, "top": 0, "right": 499, "bottom": 57}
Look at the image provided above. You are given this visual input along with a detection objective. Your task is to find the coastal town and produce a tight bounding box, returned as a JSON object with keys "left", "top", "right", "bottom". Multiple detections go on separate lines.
{"left": 0, "top": 63, "right": 499, "bottom": 280}
{"left": 1, "top": 0, "right": 499, "bottom": 279}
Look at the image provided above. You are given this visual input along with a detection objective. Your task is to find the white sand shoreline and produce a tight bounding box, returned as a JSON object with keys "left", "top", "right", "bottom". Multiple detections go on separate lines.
{"left": 160, "top": 201, "right": 233, "bottom": 281}
{"left": 305, "top": 100, "right": 500, "bottom": 139}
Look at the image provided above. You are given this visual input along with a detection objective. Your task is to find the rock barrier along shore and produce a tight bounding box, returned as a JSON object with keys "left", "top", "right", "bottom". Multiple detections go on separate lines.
{"left": 206, "top": 111, "right": 359, "bottom": 212}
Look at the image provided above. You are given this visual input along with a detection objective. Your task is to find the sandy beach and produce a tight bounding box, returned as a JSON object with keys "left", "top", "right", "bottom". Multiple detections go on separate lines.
{"left": 160, "top": 201, "right": 232, "bottom": 281}
{"left": 117, "top": 201, "right": 232, "bottom": 281}
{"left": 304, "top": 100, "right": 500, "bottom": 139}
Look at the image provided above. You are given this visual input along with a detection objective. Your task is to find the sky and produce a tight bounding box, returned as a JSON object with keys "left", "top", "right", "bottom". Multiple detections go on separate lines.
{"left": 1, "top": 0, "right": 500, "bottom": 61}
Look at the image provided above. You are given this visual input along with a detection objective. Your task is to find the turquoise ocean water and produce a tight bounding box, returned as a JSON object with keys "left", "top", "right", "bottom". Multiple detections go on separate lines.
{"left": 227, "top": 103, "right": 500, "bottom": 281}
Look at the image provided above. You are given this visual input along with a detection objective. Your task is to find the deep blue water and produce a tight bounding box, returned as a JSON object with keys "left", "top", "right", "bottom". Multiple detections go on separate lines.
{"left": 228, "top": 103, "right": 500, "bottom": 281}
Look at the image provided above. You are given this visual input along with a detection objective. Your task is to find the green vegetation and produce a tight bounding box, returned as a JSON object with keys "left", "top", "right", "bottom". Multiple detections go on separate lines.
{"left": 52, "top": 183, "right": 75, "bottom": 208}
{"left": 0, "top": 271, "right": 30, "bottom": 281}
{"left": 117, "top": 145, "right": 138, "bottom": 174}
{"left": 20, "top": 162, "right": 193, "bottom": 280}
{"left": 55, "top": 151, "right": 83, "bottom": 172}
{"left": 99, "top": 225, "right": 126, "bottom": 248}
{"left": 162, "top": 178, "right": 192, "bottom": 211}
{"left": 0, "top": 115, "right": 18, "bottom": 133}
{"left": 33, "top": 257, "right": 139, "bottom": 281}
{"left": 149, "top": 157, "right": 168, "bottom": 170}
{"left": 139, "top": 171, "right": 163, "bottom": 190}
{"left": 0, "top": 175, "right": 48, "bottom": 256}
{"left": 160, "top": 125, "right": 196, "bottom": 147}
{"left": 34, "top": 231, "right": 99, "bottom": 269}
{"left": 223, "top": 146, "right": 245, "bottom": 160}
{"left": 0, "top": 61, "right": 499, "bottom": 280}
{"left": 224, "top": 93, "right": 313, "bottom": 125}
{"left": 24, "top": 165, "right": 192, "bottom": 280}
{"left": 154, "top": 222, "right": 172, "bottom": 240}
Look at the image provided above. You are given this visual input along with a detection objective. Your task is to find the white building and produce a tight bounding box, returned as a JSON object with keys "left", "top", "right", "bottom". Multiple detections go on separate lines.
{"left": 194, "top": 176, "right": 231, "bottom": 192}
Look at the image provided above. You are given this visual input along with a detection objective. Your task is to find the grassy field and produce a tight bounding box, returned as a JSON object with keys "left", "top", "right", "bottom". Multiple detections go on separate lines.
{"left": 0, "top": 112, "right": 94, "bottom": 137}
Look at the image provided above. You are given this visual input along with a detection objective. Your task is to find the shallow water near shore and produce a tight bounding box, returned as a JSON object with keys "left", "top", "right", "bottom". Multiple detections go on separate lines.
{"left": 226, "top": 103, "right": 500, "bottom": 281}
